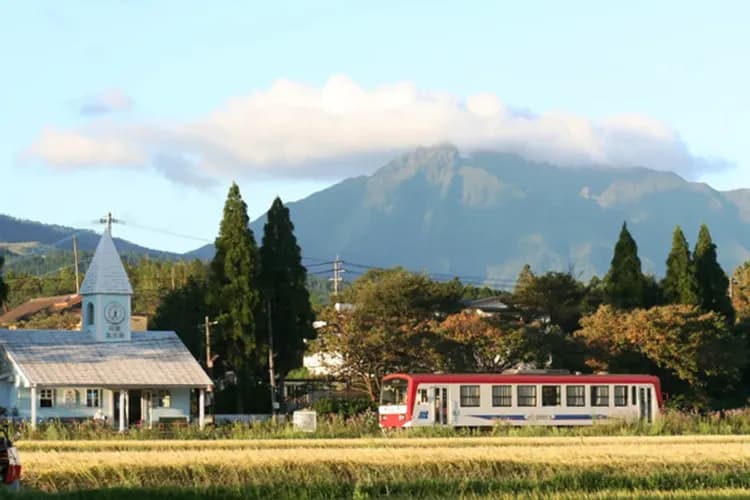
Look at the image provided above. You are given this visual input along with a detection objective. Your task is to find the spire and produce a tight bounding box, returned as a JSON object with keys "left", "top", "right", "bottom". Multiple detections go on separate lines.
{"left": 79, "top": 229, "right": 133, "bottom": 295}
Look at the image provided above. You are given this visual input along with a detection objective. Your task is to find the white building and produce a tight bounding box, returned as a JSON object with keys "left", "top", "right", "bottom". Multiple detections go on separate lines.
{"left": 0, "top": 225, "right": 213, "bottom": 430}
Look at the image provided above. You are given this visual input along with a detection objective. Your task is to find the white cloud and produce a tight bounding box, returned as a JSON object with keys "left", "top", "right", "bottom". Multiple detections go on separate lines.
{"left": 25, "top": 75, "right": 729, "bottom": 182}
{"left": 79, "top": 89, "right": 133, "bottom": 115}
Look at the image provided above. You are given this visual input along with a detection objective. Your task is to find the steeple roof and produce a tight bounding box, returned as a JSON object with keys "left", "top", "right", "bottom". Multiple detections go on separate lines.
{"left": 79, "top": 230, "right": 133, "bottom": 295}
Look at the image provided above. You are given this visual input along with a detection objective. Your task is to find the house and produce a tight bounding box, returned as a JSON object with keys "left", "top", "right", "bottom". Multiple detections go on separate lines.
{"left": 0, "top": 225, "right": 212, "bottom": 430}
{"left": 0, "top": 293, "right": 149, "bottom": 330}
{"left": 461, "top": 296, "right": 518, "bottom": 318}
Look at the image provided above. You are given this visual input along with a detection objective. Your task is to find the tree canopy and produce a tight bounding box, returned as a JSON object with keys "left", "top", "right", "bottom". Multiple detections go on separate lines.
{"left": 603, "top": 222, "right": 651, "bottom": 310}
{"left": 208, "top": 182, "right": 261, "bottom": 412}
{"left": 693, "top": 224, "right": 734, "bottom": 322}
{"left": 661, "top": 226, "right": 699, "bottom": 306}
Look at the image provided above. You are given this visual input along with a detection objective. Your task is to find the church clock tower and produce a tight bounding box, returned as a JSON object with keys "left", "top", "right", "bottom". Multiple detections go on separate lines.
{"left": 79, "top": 215, "right": 133, "bottom": 342}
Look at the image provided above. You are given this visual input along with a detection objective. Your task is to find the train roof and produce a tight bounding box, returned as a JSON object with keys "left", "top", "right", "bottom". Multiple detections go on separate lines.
{"left": 383, "top": 372, "right": 661, "bottom": 385}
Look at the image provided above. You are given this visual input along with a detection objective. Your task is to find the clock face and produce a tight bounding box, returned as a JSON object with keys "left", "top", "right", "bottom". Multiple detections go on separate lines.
{"left": 104, "top": 302, "right": 126, "bottom": 324}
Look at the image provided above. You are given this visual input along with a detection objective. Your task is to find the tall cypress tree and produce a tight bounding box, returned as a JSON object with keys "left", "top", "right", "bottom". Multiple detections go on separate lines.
{"left": 661, "top": 226, "right": 699, "bottom": 305}
{"left": 258, "top": 197, "right": 316, "bottom": 403}
{"left": 604, "top": 222, "right": 648, "bottom": 310}
{"left": 693, "top": 224, "right": 734, "bottom": 321}
{"left": 208, "top": 182, "right": 260, "bottom": 412}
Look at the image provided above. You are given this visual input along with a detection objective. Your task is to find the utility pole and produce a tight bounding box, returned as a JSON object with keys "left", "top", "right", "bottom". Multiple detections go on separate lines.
{"left": 330, "top": 256, "right": 344, "bottom": 296}
{"left": 171, "top": 266, "right": 176, "bottom": 290}
{"left": 72, "top": 236, "right": 80, "bottom": 294}
{"left": 266, "top": 298, "right": 278, "bottom": 423}
{"left": 204, "top": 315, "right": 213, "bottom": 372}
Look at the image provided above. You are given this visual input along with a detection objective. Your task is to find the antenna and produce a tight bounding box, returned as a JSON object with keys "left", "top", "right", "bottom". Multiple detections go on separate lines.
{"left": 94, "top": 212, "right": 124, "bottom": 235}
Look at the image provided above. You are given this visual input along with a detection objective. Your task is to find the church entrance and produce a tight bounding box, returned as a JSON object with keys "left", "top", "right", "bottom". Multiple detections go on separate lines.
{"left": 128, "top": 390, "right": 142, "bottom": 426}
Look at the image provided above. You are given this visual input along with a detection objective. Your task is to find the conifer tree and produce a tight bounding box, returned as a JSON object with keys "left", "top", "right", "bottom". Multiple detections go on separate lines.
{"left": 208, "top": 182, "right": 260, "bottom": 412}
{"left": 603, "top": 222, "right": 648, "bottom": 310}
{"left": 693, "top": 224, "right": 734, "bottom": 321}
{"left": 258, "top": 197, "right": 316, "bottom": 406}
{"left": 661, "top": 226, "right": 699, "bottom": 305}
{"left": 0, "top": 256, "right": 8, "bottom": 310}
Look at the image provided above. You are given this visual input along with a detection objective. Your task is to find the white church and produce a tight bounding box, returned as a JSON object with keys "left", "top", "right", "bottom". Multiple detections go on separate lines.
{"left": 0, "top": 222, "right": 213, "bottom": 430}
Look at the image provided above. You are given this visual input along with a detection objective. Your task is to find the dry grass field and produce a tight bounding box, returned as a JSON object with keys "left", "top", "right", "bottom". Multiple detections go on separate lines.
{"left": 7, "top": 435, "right": 750, "bottom": 498}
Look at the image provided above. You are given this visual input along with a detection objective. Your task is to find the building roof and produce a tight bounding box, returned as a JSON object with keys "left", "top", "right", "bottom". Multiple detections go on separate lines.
{"left": 0, "top": 330, "right": 212, "bottom": 388}
{"left": 0, "top": 295, "right": 81, "bottom": 326}
{"left": 461, "top": 296, "right": 512, "bottom": 312}
{"left": 79, "top": 230, "right": 133, "bottom": 295}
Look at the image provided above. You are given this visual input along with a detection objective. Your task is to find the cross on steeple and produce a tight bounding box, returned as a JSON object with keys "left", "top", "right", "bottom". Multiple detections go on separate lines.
{"left": 97, "top": 212, "right": 123, "bottom": 235}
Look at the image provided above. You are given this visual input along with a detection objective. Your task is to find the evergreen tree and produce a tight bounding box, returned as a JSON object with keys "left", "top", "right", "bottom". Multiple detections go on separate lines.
{"left": 208, "top": 183, "right": 261, "bottom": 412}
{"left": 661, "top": 226, "right": 699, "bottom": 306}
{"left": 0, "top": 256, "right": 8, "bottom": 310}
{"left": 693, "top": 224, "right": 734, "bottom": 321}
{"left": 258, "top": 197, "right": 316, "bottom": 404}
{"left": 603, "top": 222, "right": 648, "bottom": 310}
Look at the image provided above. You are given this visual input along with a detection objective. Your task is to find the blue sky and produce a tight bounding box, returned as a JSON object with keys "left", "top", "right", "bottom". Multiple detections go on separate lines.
{"left": 1, "top": 1, "right": 748, "bottom": 253}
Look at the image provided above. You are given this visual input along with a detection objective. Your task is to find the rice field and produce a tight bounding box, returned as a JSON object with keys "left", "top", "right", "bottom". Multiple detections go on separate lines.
{"left": 6, "top": 435, "right": 750, "bottom": 499}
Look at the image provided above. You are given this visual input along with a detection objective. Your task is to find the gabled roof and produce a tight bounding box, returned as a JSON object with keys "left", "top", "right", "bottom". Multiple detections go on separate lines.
{"left": 80, "top": 230, "right": 133, "bottom": 295}
{"left": 461, "top": 295, "right": 512, "bottom": 312}
{"left": 0, "top": 295, "right": 81, "bottom": 326}
{"left": 0, "top": 330, "right": 212, "bottom": 388}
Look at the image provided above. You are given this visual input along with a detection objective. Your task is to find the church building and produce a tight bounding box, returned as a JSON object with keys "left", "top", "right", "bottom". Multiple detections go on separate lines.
{"left": 0, "top": 221, "right": 212, "bottom": 430}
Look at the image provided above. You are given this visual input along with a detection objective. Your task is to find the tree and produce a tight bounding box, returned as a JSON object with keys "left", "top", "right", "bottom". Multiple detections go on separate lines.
{"left": 661, "top": 226, "right": 699, "bottom": 306}
{"left": 151, "top": 277, "right": 210, "bottom": 362}
{"left": 731, "top": 262, "right": 750, "bottom": 321}
{"left": 693, "top": 224, "right": 734, "bottom": 322}
{"left": 258, "top": 197, "right": 316, "bottom": 403}
{"left": 438, "top": 310, "right": 562, "bottom": 372}
{"left": 576, "top": 304, "right": 745, "bottom": 408}
{"left": 0, "top": 256, "right": 8, "bottom": 311}
{"left": 603, "top": 222, "right": 650, "bottom": 310}
{"left": 310, "top": 268, "right": 465, "bottom": 400}
{"left": 208, "top": 182, "right": 261, "bottom": 412}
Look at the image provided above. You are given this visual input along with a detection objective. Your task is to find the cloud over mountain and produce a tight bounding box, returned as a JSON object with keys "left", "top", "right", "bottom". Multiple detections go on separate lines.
{"left": 24, "top": 76, "right": 729, "bottom": 183}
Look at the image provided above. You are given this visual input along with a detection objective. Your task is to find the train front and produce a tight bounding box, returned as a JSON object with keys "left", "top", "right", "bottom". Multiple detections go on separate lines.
{"left": 378, "top": 375, "right": 412, "bottom": 428}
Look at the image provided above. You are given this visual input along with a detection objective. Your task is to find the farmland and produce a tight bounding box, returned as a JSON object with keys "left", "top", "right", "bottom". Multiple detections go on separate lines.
{"left": 9, "top": 435, "right": 750, "bottom": 498}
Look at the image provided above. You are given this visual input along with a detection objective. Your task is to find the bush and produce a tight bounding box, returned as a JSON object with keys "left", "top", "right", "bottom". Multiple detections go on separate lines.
{"left": 312, "top": 398, "right": 376, "bottom": 418}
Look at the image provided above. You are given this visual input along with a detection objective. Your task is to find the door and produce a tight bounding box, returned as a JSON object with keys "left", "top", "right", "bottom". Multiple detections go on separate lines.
{"left": 128, "top": 390, "right": 142, "bottom": 426}
{"left": 638, "top": 387, "right": 652, "bottom": 423}
{"left": 433, "top": 386, "right": 448, "bottom": 425}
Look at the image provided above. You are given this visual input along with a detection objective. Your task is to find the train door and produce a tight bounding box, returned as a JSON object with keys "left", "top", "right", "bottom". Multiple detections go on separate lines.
{"left": 433, "top": 386, "right": 448, "bottom": 425}
{"left": 638, "top": 387, "right": 652, "bottom": 423}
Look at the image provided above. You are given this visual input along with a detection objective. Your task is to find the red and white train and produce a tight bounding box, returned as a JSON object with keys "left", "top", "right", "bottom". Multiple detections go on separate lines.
{"left": 378, "top": 370, "right": 662, "bottom": 428}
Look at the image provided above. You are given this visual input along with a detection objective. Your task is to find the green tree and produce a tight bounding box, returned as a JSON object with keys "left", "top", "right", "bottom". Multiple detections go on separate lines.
{"left": 603, "top": 222, "right": 649, "bottom": 310}
{"left": 311, "top": 268, "right": 465, "bottom": 400}
{"left": 0, "top": 256, "right": 10, "bottom": 310}
{"left": 693, "top": 224, "right": 734, "bottom": 322}
{"left": 208, "top": 182, "right": 261, "bottom": 412}
{"left": 661, "top": 226, "right": 699, "bottom": 306}
{"left": 151, "top": 277, "right": 210, "bottom": 363}
{"left": 258, "top": 197, "right": 316, "bottom": 402}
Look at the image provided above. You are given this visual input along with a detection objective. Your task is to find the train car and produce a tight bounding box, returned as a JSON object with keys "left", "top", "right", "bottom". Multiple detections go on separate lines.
{"left": 378, "top": 370, "right": 661, "bottom": 428}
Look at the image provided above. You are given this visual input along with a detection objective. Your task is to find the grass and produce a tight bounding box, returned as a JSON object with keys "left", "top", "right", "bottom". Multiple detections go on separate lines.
{"left": 16, "top": 407, "right": 750, "bottom": 441}
{"left": 8, "top": 435, "right": 750, "bottom": 498}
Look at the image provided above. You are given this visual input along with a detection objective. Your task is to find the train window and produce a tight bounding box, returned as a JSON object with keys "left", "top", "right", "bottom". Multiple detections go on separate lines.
{"left": 632, "top": 386, "right": 637, "bottom": 405}
{"left": 418, "top": 389, "right": 429, "bottom": 404}
{"left": 492, "top": 385, "right": 512, "bottom": 407}
{"left": 542, "top": 385, "right": 560, "bottom": 406}
{"left": 591, "top": 385, "right": 609, "bottom": 406}
{"left": 614, "top": 385, "right": 628, "bottom": 406}
{"left": 517, "top": 385, "right": 537, "bottom": 407}
{"left": 566, "top": 385, "right": 585, "bottom": 407}
{"left": 380, "top": 378, "right": 408, "bottom": 405}
{"left": 460, "top": 385, "right": 481, "bottom": 407}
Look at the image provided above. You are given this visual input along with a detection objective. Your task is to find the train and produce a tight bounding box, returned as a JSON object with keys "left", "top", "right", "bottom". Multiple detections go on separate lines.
{"left": 378, "top": 370, "right": 661, "bottom": 428}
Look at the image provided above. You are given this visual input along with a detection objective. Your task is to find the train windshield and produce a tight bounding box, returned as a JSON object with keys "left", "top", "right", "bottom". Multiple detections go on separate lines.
{"left": 380, "top": 378, "right": 409, "bottom": 406}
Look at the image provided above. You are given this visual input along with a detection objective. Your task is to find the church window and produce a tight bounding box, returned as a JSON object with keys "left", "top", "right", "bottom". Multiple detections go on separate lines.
{"left": 40, "top": 389, "right": 56, "bottom": 408}
{"left": 157, "top": 390, "right": 171, "bottom": 408}
{"left": 87, "top": 302, "right": 95, "bottom": 325}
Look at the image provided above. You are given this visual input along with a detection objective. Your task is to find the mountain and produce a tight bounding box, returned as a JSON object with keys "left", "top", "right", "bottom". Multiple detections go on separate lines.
{"left": 191, "top": 145, "right": 750, "bottom": 286}
{"left": 0, "top": 215, "right": 179, "bottom": 272}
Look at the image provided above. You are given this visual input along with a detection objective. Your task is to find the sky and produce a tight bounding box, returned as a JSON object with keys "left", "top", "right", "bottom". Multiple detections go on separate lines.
{"left": 1, "top": 1, "right": 748, "bottom": 253}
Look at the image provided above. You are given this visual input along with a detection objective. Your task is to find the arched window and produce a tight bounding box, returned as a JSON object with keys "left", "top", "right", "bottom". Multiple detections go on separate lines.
{"left": 87, "top": 302, "right": 95, "bottom": 325}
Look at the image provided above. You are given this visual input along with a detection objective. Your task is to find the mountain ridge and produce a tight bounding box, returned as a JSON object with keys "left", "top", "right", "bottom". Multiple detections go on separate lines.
{"left": 4, "top": 145, "right": 750, "bottom": 284}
